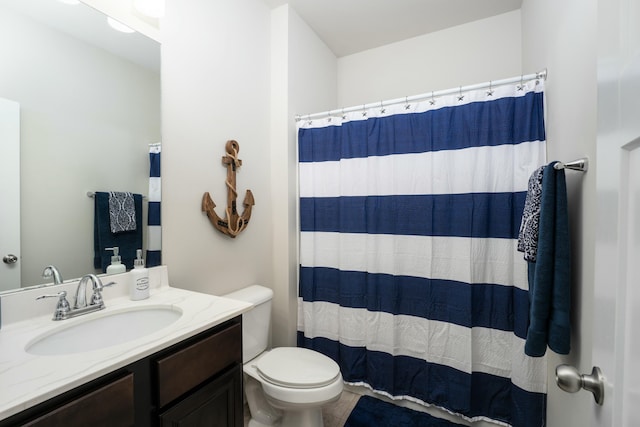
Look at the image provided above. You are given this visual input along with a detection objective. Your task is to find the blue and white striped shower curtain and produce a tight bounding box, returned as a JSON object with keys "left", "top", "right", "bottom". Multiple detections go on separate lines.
{"left": 147, "top": 143, "right": 161, "bottom": 267}
{"left": 297, "top": 79, "right": 547, "bottom": 426}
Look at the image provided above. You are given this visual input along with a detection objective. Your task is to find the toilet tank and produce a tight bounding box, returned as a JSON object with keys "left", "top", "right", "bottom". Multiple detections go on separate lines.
{"left": 223, "top": 285, "right": 273, "bottom": 363}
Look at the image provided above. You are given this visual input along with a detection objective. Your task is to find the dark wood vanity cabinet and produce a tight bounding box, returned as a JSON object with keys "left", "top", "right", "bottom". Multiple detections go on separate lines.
{"left": 154, "top": 318, "right": 243, "bottom": 427}
{"left": 0, "top": 316, "right": 243, "bottom": 427}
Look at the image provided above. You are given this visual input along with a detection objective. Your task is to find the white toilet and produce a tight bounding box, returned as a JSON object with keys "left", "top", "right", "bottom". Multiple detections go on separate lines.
{"left": 224, "top": 285, "right": 343, "bottom": 427}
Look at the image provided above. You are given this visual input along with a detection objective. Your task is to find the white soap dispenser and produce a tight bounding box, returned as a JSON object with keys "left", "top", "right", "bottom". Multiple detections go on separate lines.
{"left": 105, "top": 247, "right": 127, "bottom": 274}
{"left": 130, "top": 249, "right": 149, "bottom": 300}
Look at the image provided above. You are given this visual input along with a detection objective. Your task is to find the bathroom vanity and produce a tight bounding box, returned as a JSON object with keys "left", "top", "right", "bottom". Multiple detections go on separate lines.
{"left": 0, "top": 267, "right": 251, "bottom": 427}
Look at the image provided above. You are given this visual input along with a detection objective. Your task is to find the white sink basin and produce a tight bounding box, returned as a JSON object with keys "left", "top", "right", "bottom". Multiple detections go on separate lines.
{"left": 25, "top": 305, "right": 183, "bottom": 356}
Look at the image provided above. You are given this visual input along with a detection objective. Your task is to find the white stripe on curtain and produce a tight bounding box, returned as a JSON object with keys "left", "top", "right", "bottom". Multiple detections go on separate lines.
{"left": 296, "top": 300, "right": 547, "bottom": 394}
{"left": 299, "top": 141, "right": 545, "bottom": 198}
{"left": 297, "top": 77, "right": 547, "bottom": 427}
{"left": 300, "top": 232, "right": 529, "bottom": 291}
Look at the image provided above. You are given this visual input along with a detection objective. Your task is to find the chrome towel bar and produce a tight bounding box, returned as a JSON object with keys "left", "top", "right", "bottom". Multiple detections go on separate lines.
{"left": 553, "top": 157, "right": 588, "bottom": 172}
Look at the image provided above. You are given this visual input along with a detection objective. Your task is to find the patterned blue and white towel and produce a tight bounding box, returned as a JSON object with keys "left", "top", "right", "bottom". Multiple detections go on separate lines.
{"left": 108, "top": 191, "right": 137, "bottom": 233}
{"left": 518, "top": 166, "right": 544, "bottom": 261}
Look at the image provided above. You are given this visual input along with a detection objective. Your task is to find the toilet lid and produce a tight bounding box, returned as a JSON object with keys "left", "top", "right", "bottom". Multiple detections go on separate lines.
{"left": 256, "top": 347, "right": 341, "bottom": 389}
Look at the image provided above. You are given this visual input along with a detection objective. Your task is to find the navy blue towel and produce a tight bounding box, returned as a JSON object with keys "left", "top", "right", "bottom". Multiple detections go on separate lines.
{"left": 93, "top": 191, "right": 143, "bottom": 272}
{"left": 524, "top": 161, "right": 571, "bottom": 357}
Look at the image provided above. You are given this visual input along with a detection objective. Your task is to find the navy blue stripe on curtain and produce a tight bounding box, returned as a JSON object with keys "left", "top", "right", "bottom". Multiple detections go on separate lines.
{"left": 298, "top": 334, "right": 546, "bottom": 427}
{"left": 299, "top": 92, "right": 545, "bottom": 163}
{"left": 300, "top": 192, "right": 527, "bottom": 239}
{"left": 299, "top": 266, "right": 530, "bottom": 339}
{"left": 148, "top": 202, "right": 161, "bottom": 226}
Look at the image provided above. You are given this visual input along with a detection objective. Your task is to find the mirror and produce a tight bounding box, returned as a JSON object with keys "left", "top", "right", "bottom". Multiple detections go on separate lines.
{"left": 0, "top": 0, "right": 160, "bottom": 292}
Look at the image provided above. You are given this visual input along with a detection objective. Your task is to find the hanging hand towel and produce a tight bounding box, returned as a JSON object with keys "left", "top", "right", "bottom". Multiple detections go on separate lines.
{"left": 524, "top": 161, "right": 571, "bottom": 357}
{"left": 93, "top": 191, "right": 143, "bottom": 272}
{"left": 517, "top": 166, "right": 544, "bottom": 261}
{"left": 109, "top": 191, "right": 137, "bottom": 233}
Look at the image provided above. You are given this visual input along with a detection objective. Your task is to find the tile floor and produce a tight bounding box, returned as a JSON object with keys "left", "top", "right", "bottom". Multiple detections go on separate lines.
{"left": 243, "top": 389, "right": 361, "bottom": 427}
{"left": 322, "top": 390, "right": 361, "bottom": 427}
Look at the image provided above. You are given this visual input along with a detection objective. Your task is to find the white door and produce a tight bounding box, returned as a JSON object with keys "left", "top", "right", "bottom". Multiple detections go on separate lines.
{"left": 593, "top": 0, "right": 640, "bottom": 424}
{"left": 0, "top": 98, "right": 20, "bottom": 291}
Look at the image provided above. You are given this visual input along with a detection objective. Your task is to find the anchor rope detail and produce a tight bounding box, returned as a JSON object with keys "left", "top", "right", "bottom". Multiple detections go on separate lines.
{"left": 202, "top": 140, "right": 255, "bottom": 238}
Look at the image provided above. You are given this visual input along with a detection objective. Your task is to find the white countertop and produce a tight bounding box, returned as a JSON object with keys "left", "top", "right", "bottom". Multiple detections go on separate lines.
{"left": 0, "top": 266, "right": 252, "bottom": 420}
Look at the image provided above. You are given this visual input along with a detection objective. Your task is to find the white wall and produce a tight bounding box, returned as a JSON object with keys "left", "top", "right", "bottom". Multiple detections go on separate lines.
{"left": 161, "top": 0, "right": 273, "bottom": 296}
{"left": 337, "top": 10, "right": 522, "bottom": 107}
{"left": 161, "top": 0, "right": 336, "bottom": 349}
{"left": 0, "top": 6, "right": 160, "bottom": 287}
{"left": 270, "top": 5, "right": 337, "bottom": 346}
{"left": 521, "top": 1, "right": 598, "bottom": 426}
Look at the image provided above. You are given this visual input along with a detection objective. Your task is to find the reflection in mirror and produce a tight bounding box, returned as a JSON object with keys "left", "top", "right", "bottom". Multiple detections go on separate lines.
{"left": 0, "top": 0, "right": 160, "bottom": 292}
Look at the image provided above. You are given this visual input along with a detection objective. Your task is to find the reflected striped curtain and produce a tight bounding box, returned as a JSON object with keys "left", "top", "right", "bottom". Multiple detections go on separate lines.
{"left": 297, "top": 79, "right": 547, "bottom": 426}
{"left": 147, "top": 143, "right": 161, "bottom": 267}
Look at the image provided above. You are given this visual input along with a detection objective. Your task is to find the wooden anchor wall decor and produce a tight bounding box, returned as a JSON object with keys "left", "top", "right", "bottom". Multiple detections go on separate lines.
{"left": 202, "top": 140, "right": 255, "bottom": 238}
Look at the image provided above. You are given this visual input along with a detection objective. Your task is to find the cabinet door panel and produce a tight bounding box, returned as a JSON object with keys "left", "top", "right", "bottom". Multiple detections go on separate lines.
{"left": 159, "top": 366, "right": 242, "bottom": 427}
{"left": 23, "top": 374, "right": 134, "bottom": 427}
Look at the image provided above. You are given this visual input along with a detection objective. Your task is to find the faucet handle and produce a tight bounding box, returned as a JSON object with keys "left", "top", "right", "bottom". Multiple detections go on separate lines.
{"left": 90, "top": 281, "right": 116, "bottom": 307}
{"left": 36, "top": 291, "right": 71, "bottom": 320}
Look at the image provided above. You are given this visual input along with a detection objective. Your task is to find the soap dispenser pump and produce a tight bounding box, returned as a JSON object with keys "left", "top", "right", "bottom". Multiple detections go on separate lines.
{"left": 130, "top": 249, "right": 149, "bottom": 300}
{"left": 105, "top": 247, "right": 126, "bottom": 274}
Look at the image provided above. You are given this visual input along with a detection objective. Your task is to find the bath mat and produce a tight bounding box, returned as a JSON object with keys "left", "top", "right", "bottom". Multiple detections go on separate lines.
{"left": 344, "top": 395, "right": 464, "bottom": 427}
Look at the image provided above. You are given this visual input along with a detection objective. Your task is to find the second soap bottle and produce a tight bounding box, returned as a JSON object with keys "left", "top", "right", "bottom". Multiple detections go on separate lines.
{"left": 130, "top": 249, "right": 149, "bottom": 300}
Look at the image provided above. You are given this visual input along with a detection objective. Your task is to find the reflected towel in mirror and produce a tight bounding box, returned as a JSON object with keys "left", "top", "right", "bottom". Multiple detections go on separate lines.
{"left": 93, "top": 191, "right": 143, "bottom": 272}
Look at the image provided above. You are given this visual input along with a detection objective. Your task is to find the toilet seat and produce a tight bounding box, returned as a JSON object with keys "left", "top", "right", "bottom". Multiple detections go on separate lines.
{"left": 256, "top": 347, "right": 341, "bottom": 389}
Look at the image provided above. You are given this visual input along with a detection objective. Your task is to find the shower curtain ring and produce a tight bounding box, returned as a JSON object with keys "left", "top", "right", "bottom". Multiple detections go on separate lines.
{"left": 404, "top": 96, "right": 410, "bottom": 110}
{"left": 362, "top": 104, "right": 367, "bottom": 117}
{"left": 457, "top": 86, "right": 464, "bottom": 101}
{"left": 380, "top": 101, "right": 386, "bottom": 114}
{"left": 487, "top": 81, "right": 494, "bottom": 97}
{"left": 327, "top": 111, "right": 332, "bottom": 122}
{"left": 429, "top": 91, "right": 436, "bottom": 105}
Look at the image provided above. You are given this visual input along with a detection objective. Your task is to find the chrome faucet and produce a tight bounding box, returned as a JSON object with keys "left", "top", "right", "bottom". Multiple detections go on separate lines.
{"left": 42, "top": 265, "right": 64, "bottom": 285}
{"left": 37, "top": 274, "right": 115, "bottom": 321}
{"left": 74, "top": 274, "right": 114, "bottom": 310}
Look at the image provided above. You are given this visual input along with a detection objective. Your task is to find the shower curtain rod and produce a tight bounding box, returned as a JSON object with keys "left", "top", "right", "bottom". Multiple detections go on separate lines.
{"left": 296, "top": 69, "right": 547, "bottom": 121}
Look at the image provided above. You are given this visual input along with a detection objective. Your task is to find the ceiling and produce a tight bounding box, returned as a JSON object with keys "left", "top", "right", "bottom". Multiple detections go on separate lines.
{"left": 2, "top": 0, "right": 522, "bottom": 69}
{"left": 0, "top": 0, "right": 159, "bottom": 72}
{"left": 263, "top": 0, "right": 523, "bottom": 57}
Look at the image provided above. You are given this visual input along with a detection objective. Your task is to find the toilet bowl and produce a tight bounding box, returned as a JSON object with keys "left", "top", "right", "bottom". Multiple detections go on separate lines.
{"left": 245, "top": 347, "right": 343, "bottom": 427}
{"left": 223, "top": 285, "right": 343, "bottom": 427}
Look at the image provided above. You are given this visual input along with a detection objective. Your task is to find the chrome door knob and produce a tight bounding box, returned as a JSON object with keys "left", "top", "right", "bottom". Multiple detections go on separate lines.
{"left": 3, "top": 254, "right": 18, "bottom": 264}
{"left": 556, "top": 365, "right": 604, "bottom": 405}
